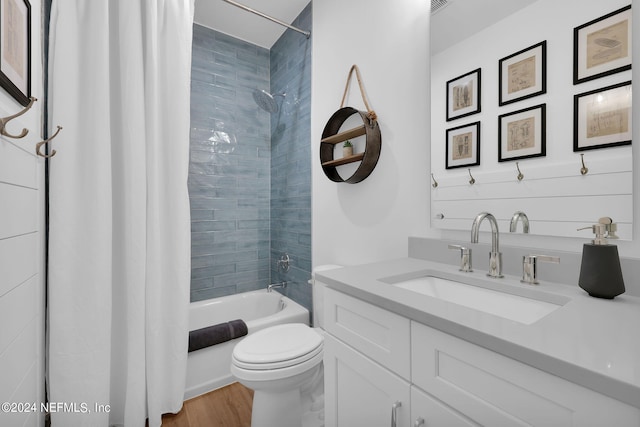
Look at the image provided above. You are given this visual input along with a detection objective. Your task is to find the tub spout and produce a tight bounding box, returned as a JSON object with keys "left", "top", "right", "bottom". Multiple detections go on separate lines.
{"left": 267, "top": 281, "right": 287, "bottom": 293}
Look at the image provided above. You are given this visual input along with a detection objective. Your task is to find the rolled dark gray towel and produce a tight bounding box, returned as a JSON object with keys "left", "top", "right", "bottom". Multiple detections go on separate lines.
{"left": 227, "top": 319, "right": 248, "bottom": 339}
{"left": 188, "top": 319, "right": 248, "bottom": 352}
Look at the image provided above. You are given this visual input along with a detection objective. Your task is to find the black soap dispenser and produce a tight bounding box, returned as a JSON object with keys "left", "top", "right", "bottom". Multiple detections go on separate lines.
{"left": 577, "top": 217, "right": 625, "bottom": 299}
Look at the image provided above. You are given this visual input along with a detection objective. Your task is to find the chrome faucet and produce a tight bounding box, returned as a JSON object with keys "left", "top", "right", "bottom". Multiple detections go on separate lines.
{"left": 267, "top": 281, "right": 287, "bottom": 293}
{"left": 521, "top": 254, "right": 560, "bottom": 285}
{"left": 509, "top": 211, "right": 530, "bottom": 233}
{"left": 448, "top": 244, "right": 473, "bottom": 272}
{"left": 471, "top": 212, "right": 503, "bottom": 278}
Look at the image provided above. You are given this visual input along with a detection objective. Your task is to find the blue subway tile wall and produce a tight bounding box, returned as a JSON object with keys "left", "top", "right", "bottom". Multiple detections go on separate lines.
{"left": 270, "top": 3, "right": 313, "bottom": 314}
{"left": 189, "top": 24, "right": 272, "bottom": 302}
{"left": 189, "top": 3, "right": 312, "bottom": 307}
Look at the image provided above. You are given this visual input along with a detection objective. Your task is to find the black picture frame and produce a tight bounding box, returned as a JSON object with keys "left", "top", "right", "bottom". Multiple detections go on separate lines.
{"left": 573, "top": 5, "right": 632, "bottom": 85}
{"left": 499, "top": 41, "right": 547, "bottom": 106}
{"left": 574, "top": 81, "right": 632, "bottom": 152}
{"left": 446, "top": 68, "right": 481, "bottom": 121}
{"left": 498, "top": 104, "right": 546, "bottom": 162}
{"left": 0, "top": 0, "right": 31, "bottom": 106}
{"left": 445, "top": 121, "right": 480, "bottom": 169}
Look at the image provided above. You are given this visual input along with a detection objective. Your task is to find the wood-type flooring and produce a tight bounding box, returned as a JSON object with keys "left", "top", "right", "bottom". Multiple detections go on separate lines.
{"left": 155, "top": 382, "right": 253, "bottom": 427}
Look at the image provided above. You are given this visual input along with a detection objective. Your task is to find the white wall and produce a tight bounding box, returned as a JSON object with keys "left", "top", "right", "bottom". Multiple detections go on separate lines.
{"left": 430, "top": 0, "right": 633, "bottom": 240}
{"left": 312, "top": 0, "right": 639, "bottom": 267}
{"left": 0, "top": 0, "right": 46, "bottom": 425}
{"left": 312, "top": 0, "right": 431, "bottom": 267}
{"left": 431, "top": 0, "right": 640, "bottom": 259}
{"left": 433, "top": 0, "right": 632, "bottom": 170}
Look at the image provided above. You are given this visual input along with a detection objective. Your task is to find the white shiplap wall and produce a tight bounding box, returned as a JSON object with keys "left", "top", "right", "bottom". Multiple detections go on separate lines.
{"left": 0, "top": 125, "right": 45, "bottom": 427}
{"left": 0, "top": 1, "right": 45, "bottom": 425}
{"left": 430, "top": 0, "right": 633, "bottom": 240}
{"left": 432, "top": 155, "right": 633, "bottom": 239}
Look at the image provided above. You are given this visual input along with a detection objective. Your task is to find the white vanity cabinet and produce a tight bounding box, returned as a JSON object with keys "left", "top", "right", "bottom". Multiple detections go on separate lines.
{"left": 323, "top": 286, "right": 411, "bottom": 426}
{"left": 410, "top": 386, "right": 479, "bottom": 427}
{"left": 411, "top": 322, "right": 640, "bottom": 426}
{"left": 322, "top": 286, "right": 640, "bottom": 427}
{"left": 324, "top": 334, "right": 410, "bottom": 427}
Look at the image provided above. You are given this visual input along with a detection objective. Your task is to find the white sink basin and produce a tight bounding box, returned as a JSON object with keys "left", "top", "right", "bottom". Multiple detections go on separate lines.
{"left": 389, "top": 275, "right": 566, "bottom": 325}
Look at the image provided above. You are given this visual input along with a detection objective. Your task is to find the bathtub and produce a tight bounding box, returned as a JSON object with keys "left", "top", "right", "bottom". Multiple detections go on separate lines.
{"left": 185, "top": 289, "right": 309, "bottom": 400}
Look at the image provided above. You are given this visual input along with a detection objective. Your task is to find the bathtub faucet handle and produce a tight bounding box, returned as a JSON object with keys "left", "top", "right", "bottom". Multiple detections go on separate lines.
{"left": 277, "top": 253, "right": 291, "bottom": 272}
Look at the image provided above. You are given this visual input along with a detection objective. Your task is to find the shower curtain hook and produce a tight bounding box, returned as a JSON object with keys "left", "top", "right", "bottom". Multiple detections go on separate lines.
{"left": 0, "top": 96, "right": 37, "bottom": 139}
{"left": 36, "top": 125, "right": 62, "bottom": 158}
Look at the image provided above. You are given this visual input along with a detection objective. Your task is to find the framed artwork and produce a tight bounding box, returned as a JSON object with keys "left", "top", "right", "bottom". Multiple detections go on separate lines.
{"left": 573, "top": 5, "right": 632, "bottom": 85}
{"left": 574, "top": 81, "right": 632, "bottom": 152}
{"left": 499, "top": 41, "right": 547, "bottom": 106}
{"left": 0, "top": 0, "right": 31, "bottom": 106}
{"left": 445, "top": 121, "right": 480, "bottom": 169}
{"left": 446, "top": 68, "right": 481, "bottom": 121}
{"left": 498, "top": 104, "right": 546, "bottom": 162}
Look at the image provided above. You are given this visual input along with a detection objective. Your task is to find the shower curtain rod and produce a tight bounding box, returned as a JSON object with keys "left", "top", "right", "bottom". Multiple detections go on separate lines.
{"left": 222, "top": 0, "right": 311, "bottom": 38}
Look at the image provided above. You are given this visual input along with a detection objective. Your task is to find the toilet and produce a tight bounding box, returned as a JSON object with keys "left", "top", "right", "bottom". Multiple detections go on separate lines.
{"left": 230, "top": 265, "right": 342, "bottom": 427}
{"left": 231, "top": 323, "right": 325, "bottom": 427}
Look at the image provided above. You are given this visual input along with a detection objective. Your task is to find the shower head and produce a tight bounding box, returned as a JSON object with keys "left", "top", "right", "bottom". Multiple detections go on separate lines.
{"left": 252, "top": 89, "right": 285, "bottom": 113}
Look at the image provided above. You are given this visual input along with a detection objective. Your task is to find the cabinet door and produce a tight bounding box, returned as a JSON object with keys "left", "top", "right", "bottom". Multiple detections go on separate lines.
{"left": 411, "top": 386, "right": 479, "bottom": 427}
{"left": 324, "top": 334, "right": 410, "bottom": 427}
{"left": 324, "top": 288, "right": 411, "bottom": 379}
{"left": 412, "top": 321, "right": 640, "bottom": 426}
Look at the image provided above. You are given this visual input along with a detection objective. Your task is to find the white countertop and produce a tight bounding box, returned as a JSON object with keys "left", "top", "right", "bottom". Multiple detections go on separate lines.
{"left": 316, "top": 257, "right": 640, "bottom": 409}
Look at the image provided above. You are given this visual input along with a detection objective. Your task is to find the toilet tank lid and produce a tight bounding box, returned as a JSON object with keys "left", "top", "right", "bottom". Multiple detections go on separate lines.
{"left": 233, "top": 323, "right": 323, "bottom": 364}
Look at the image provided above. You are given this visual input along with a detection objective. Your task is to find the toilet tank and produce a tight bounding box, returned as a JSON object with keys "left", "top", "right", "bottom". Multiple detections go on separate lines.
{"left": 312, "top": 265, "right": 343, "bottom": 328}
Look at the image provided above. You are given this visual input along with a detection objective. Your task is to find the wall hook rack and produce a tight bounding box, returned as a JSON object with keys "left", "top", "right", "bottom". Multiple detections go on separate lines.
{"left": 36, "top": 125, "right": 62, "bottom": 158}
{"left": 431, "top": 173, "right": 438, "bottom": 188}
{"left": 580, "top": 154, "right": 589, "bottom": 175}
{"left": 0, "top": 96, "right": 36, "bottom": 139}
{"left": 468, "top": 169, "right": 475, "bottom": 185}
{"left": 516, "top": 162, "right": 524, "bottom": 181}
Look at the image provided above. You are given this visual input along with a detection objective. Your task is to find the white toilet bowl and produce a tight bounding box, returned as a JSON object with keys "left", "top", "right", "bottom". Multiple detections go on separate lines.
{"left": 231, "top": 323, "right": 324, "bottom": 427}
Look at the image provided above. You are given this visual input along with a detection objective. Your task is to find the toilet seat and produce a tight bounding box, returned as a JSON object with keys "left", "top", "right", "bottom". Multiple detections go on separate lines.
{"left": 232, "top": 323, "right": 323, "bottom": 371}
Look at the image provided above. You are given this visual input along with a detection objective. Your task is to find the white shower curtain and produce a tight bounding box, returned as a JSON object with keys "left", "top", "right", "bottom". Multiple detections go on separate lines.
{"left": 47, "top": 1, "right": 194, "bottom": 426}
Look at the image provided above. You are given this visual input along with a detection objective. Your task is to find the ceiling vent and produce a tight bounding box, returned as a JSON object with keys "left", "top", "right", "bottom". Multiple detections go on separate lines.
{"left": 431, "top": 0, "right": 451, "bottom": 15}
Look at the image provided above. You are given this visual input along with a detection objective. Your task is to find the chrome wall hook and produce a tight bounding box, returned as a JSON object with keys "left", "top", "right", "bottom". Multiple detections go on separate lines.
{"left": 35, "top": 125, "right": 62, "bottom": 158}
{"left": 516, "top": 162, "right": 524, "bottom": 181}
{"left": 580, "top": 154, "right": 589, "bottom": 175}
{"left": 430, "top": 173, "right": 438, "bottom": 188}
{"left": 0, "top": 96, "right": 37, "bottom": 139}
{"left": 468, "top": 168, "right": 475, "bottom": 185}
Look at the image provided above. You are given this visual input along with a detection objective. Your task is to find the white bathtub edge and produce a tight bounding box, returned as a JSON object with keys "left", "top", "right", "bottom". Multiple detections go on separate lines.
{"left": 184, "top": 289, "right": 310, "bottom": 400}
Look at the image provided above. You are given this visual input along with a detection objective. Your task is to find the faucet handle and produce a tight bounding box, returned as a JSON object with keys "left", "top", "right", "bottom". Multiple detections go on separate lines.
{"left": 521, "top": 254, "right": 560, "bottom": 285}
{"left": 448, "top": 244, "right": 473, "bottom": 272}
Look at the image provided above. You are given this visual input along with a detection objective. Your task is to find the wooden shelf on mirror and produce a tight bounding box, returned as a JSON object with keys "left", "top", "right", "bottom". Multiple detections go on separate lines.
{"left": 321, "top": 152, "right": 365, "bottom": 167}
{"left": 320, "top": 125, "right": 366, "bottom": 145}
